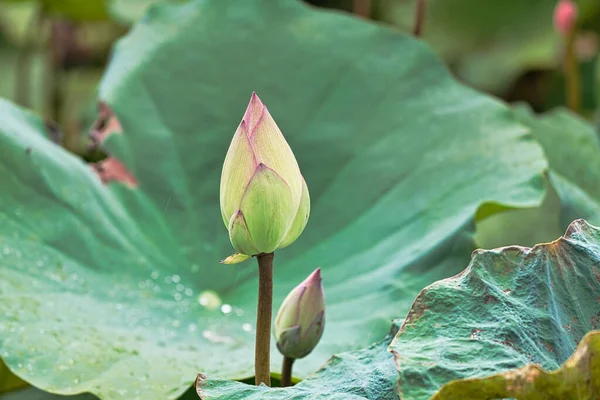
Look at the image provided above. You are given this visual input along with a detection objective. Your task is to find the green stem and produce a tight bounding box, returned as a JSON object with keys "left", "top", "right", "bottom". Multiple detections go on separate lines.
{"left": 565, "top": 29, "right": 581, "bottom": 113}
{"left": 47, "top": 19, "right": 64, "bottom": 123}
{"left": 14, "top": 3, "right": 42, "bottom": 108}
{"left": 413, "top": 0, "right": 427, "bottom": 37}
{"left": 280, "top": 356, "right": 295, "bottom": 387}
{"left": 255, "top": 252, "right": 274, "bottom": 386}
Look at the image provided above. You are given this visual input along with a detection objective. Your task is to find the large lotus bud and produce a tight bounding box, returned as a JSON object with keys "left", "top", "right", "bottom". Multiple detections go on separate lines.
{"left": 554, "top": 0, "right": 578, "bottom": 36}
{"left": 220, "top": 93, "right": 310, "bottom": 260}
{"left": 274, "top": 268, "right": 325, "bottom": 359}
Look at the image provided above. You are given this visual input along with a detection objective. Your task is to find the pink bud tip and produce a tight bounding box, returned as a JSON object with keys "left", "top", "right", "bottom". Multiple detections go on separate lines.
{"left": 554, "top": 0, "right": 578, "bottom": 36}
{"left": 306, "top": 267, "right": 322, "bottom": 285}
{"left": 242, "top": 92, "right": 266, "bottom": 136}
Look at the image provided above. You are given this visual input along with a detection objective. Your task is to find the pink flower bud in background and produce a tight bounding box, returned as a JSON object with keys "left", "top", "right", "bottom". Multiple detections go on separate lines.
{"left": 553, "top": 0, "right": 578, "bottom": 36}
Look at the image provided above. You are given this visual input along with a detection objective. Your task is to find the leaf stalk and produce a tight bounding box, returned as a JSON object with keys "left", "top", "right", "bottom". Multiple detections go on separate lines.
{"left": 564, "top": 29, "right": 581, "bottom": 113}
{"left": 413, "top": 0, "right": 427, "bottom": 37}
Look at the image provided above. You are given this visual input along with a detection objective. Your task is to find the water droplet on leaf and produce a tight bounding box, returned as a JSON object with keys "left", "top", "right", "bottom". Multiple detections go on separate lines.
{"left": 220, "top": 304, "right": 232, "bottom": 315}
{"left": 197, "top": 290, "right": 222, "bottom": 310}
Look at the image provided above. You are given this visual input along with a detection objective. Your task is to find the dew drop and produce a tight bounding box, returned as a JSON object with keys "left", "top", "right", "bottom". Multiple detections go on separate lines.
{"left": 197, "top": 290, "right": 222, "bottom": 310}
{"left": 184, "top": 288, "right": 193, "bottom": 296}
{"left": 173, "top": 293, "right": 182, "bottom": 301}
{"left": 176, "top": 284, "right": 185, "bottom": 292}
{"left": 151, "top": 271, "right": 160, "bottom": 280}
{"left": 190, "top": 264, "right": 200, "bottom": 273}
{"left": 220, "top": 304, "right": 232, "bottom": 315}
{"left": 172, "top": 275, "right": 181, "bottom": 283}
{"left": 188, "top": 323, "right": 198, "bottom": 332}
{"left": 242, "top": 323, "right": 252, "bottom": 332}
{"left": 235, "top": 308, "right": 244, "bottom": 317}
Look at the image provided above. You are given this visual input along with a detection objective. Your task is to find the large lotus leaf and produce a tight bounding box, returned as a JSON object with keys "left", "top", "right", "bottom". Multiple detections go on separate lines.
{"left": 431, "top": 330, "right": 600, "bottom": 400}
{"left": 476, "top": 105, "right": 600, "bottom": 250}
{"left": 196, "top": 321, "right": 402, "bottom": 400}
{"left": 0, "top": 0, "right": 548, "bottom": 398}
{"left": 373, "top": 0, "right": 600, "bottom": 93}
{"left": 390, "top": 219, "right": 600, "bottom": 400}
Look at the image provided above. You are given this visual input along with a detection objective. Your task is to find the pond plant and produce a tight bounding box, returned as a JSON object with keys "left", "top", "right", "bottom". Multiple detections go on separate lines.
{"left": 0, "top": 0, "right": 600, "bottom": 399}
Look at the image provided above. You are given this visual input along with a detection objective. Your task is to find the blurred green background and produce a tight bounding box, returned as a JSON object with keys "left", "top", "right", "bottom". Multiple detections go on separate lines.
{"left": 0, "top": 0, "right": 598, "bottom": 157}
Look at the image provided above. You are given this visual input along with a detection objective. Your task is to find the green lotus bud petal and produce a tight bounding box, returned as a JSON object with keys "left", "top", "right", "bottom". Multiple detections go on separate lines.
{"left": 278, "top": 176, "right": 310, "bottom": 249}
{"left": 228, "top": 210, "right": 260, "bottom": 256}
{"left": 274, "top": 268, "right": 325, "bottom": 359}
{"left": 220, "top": 253, "right": 251, "bottom": 265}
{"left": 220, "top": 122, "right": 256, "bottom": 227}
{"left": 219, "top": 92, "right": 311, "bottom": 257}
{"left": 248, "top": 96, "right": 303, "bottom": 208}
{"left": 239, "top": 164, "right": 294, "bottom": 253}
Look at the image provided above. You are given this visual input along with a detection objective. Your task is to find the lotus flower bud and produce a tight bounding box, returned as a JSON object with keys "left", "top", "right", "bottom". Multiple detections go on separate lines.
{"left": 554, "top": 0, "right": 578, "bottom": 36}
{"left": 220, "top": 93, "right": 310, "bottom": 260}
{"left": 274, "top": 268, "right": 325, "bottom": 359}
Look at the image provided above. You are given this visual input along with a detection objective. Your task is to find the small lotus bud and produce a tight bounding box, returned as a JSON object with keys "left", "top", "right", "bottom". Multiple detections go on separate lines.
{"left": 554, "top": 0, "right": 578, "bottom": 36}
{"left": 220, "top": 93, "right": 310, "bottom": 261}
{"left": 274, "top": 268, "right": 325, "bottom": 359}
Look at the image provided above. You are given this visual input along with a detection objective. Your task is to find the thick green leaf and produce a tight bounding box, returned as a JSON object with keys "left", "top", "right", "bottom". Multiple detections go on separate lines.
{"left": 196, "top": 321, "right": 401, "bottom": 399}
{"left": 390, "top": 219, "right": 600, "bottom": 400}
{"left": 432, "top": 330, "right": 600, "bottom": 400}
{"left": 1, "top": 0, "right": 547, "bottom": 398}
